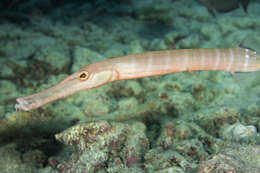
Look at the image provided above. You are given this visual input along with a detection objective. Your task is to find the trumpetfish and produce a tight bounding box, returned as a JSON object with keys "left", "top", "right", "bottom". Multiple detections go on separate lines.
{"left": 15, "top": 47, "right": 260, "bottom": 111}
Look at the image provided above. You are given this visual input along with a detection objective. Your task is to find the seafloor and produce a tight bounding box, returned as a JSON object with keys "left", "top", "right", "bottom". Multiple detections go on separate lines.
{"left": 0, "top": 0, "right": 260, "bottom": 173}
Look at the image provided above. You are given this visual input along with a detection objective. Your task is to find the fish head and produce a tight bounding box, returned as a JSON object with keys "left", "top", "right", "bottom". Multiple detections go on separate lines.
{"left": 15, "top": 65, "right": 116, "bottom": 111}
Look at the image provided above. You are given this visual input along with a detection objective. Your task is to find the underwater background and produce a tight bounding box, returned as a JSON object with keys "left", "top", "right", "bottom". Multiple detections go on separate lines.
{"left": 0, "top": 0, "right": 260, "bottom": 172}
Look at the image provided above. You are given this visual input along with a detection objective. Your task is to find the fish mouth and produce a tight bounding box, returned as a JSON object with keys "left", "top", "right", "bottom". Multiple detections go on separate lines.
{"left": 15, "top": 97, "right": 35, "bottom": 111}
{"left": 14, "top": 79, "right": 78, "bottom": 111}
{"left": 14, "top": 83, "right": 77, "bottom": 111}
{"left": 14, "top": 70, "right": 114, "bottom": 111}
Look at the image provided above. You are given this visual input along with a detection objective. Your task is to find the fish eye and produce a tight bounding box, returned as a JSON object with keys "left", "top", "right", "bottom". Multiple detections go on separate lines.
{"left": 78, "top": 71, "right": 89, "bottom": 81}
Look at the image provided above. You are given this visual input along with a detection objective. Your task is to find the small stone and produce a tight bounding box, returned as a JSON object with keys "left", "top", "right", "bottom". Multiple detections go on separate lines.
{"left": 232, "top": 123, "right": 257, "bottom": 140}
{"left": 220, "top": 122, "right": 257, "bottom": 142}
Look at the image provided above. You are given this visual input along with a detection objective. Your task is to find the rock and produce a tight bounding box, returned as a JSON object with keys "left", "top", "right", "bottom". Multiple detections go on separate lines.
{"left": 54, "top": 121, "right": 149, "bottom": 172}
{"left": 197, "top": 144, "right": 260, "bottom": 173}
{"left": 34, "top": 51, "right": 70, "bottom": 73}
{"left": 72, "top": 46, "right": 105, "bottom": 72}
{"left": 219, "top": 122, "right": 258, "bottom": 142}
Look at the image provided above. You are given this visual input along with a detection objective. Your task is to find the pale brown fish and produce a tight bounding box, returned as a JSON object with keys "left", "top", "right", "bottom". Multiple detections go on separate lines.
{"left": 15, "top": 47, "right": 260, "bottom": 111}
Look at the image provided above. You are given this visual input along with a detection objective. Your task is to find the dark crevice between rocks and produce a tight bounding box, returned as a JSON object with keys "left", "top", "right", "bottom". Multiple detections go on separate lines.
{"left": 142, "top": 117, "right": 161, "bottom": 149}
{"left": 0, "top": 120, "right": 69, "bottom": 168}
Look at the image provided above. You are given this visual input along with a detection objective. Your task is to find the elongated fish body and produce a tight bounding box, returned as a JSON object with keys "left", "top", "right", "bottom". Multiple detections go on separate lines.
{"left": 15, "top": 47, "right": 260, "bottom": 111}
{"left": 110, "top": 48, "right": 258, "bottom": 80}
